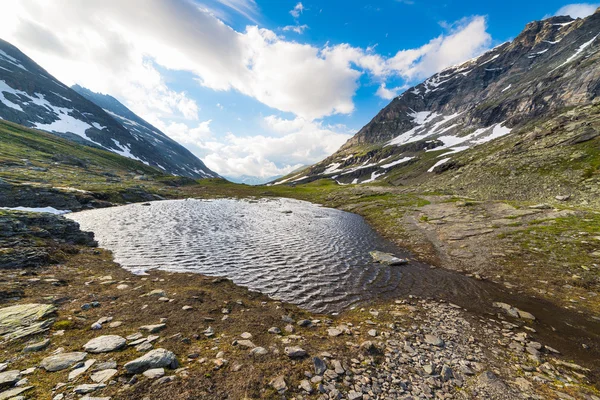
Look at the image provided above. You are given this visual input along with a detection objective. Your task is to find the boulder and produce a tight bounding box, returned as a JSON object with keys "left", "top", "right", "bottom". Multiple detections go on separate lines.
{"left": 0, "top": 304, "right": 56, "bottom": 341}
{"left": 124, "top": 348, "right": 178, "bottom": 374}
{"left": 83, "top": 335, "right": 126, "bottom": 353}
{"left": 40, "top": 352, "right": 87, "bottom": 372}
{"left": 0, "top": 370, "right": 21, "bottom": 388}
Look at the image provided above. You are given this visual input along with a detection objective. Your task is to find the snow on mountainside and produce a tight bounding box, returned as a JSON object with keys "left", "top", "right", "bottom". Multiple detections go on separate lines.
{"left": 0, "top": 39, "right": 216, "bottom": 179}
{"left": 71, "top": 85, "right": 217, "bottom": 178}
{"left": 277, "top": 11, "right": 600, "bottom": 185}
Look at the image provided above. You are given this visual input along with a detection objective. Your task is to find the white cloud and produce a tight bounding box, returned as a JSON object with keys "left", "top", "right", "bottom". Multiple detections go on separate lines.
{"left": 164, "top": 116, "right": 352, "bottom": 178}
{"left": 162, "top": 120, "right": 213, "bottom": 146}
{"left": 385, "top": 16, "right": 492, "bottom": 81}
{"left": 282, "top": 24, "right": 309, "bottom": 34}
{"left": 290, "top": 2, "right": 305, "bottom": 18}
{"left": 554, "top": 3, "right": 599, "bottom": 18}
{"left": 376, "top": 83, "right": 409, "bottom": 100}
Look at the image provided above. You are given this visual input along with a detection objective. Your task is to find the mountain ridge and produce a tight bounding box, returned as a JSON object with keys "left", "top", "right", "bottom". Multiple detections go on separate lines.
{"left": 275, "top": 10, "right": 600, "bottom": 187}
{"left": 0, "top": 38, "right": 217, "bottom": 179}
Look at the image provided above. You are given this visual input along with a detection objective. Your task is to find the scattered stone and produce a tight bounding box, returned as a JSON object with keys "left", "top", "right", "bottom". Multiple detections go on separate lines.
{"left": 68, "top": 359, "right": 96, "bottom": 381}
{"left": 313, "top": 357, "right": 327, "bottom": 375}
{"left": 250, "top": 347, "right": 268, "bottom": 356}
{"left": 368, "top": 329, "right": 377, "bottom": 337}
{"left": 143, "top": 368, "right": 165, "bottom": 379}
{"left": 300, "top": 379, "right": 312, "bottom": 393}
{"left": 83, "top": 335, "right": 126, "bottom": 353}
{"left": 297, "top": 319, "right": 312, "bottom": 327}
{"left": 284, "top": 346, "right": 307, "bottom": 358}
{"left": 0, "top": 370, "right": 21, "bottom": 388}
{"left": 0, "top": 386, "right": 32, "bottom": 400}
{"left": 268, "top": 327, "right": 281, "bottom": 334}
{"left": 139, "top": 324, "right": 166, "bottom": 334}
{"left": 327, "top": 328, "right": 343, "bottom": 337}
{"left": 182, "top": 306, "right": 193, "bottom": 311}
{"left": 424, "top": 334, "right": 444, "bottom": 347}
{"left": 90, "top": 369, "right": 118, "bottom": 383}
{"left": 236, "top": 340, "right": 256, "bottom": 349}
{"left": 23, "top": 338, "right": 50, "bottom": 352}
{"left": 40, "top": 352, "right": 87, "bottom": 372}
{"left": 240, "top": 332, "right": 252, "bottom": 339}
{"left": 270, "top": 375, "right": 287, "bottom": 393}
{"left": 116, "top": 284, "right": 129, "bottom": 290}
{"left": 136, "top": 342, "right": 153, "bottom": 352}
{"left": 124, "top": 348, "right": 178, "bottom": 374}
{"left": 73, "top": 383, "right": 106, "bottom": 394}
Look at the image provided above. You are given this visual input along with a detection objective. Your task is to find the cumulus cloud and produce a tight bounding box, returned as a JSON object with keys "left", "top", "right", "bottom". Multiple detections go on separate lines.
{"left": 282, "top": 24, "right": 309, "bottom": 34}
{"left": 376, "top": 83, "right": 409, "bottom": 100}
{"left": 290, "top": 2, "right": 305, "bottom": 18}
{"left": 554, "top": 3, "right": 599, "bottom": 18}
{"left": 163, "top": 116, "right": 352, "bottom": 178}
{"left": 385, "top": 16, "right": 492, "bottom": 81}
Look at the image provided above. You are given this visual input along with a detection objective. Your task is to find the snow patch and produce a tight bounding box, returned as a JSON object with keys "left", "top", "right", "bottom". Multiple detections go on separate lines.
{"left": 428, "top": 158, "right": 451, "bottom": 172}
{"left": 0, "top": 50, "right": 28, "bottom": 71}
{"left": 1, "top": 206, "right": 71, "bottom": 215}
{"left": 380, "top": 156, "right": 414, "bottom": 169}
{"left": 501, "top": 84, "right": 512, "bottom": 92}
{"left": 554, "top": 34, "right": 598, "bottom": 70}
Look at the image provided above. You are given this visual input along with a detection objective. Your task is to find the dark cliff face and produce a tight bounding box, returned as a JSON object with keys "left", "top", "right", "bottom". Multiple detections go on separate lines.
{"left": 283, "top": 10, "right": 600, "bottom": 185}
{"left": 0, "top": 39, "right": 217, "bottom": 179}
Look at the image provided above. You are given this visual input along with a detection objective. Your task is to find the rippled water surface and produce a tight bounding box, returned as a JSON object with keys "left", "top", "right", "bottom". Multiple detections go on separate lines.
{"left": 69, "top": 198, "right": 501, "bottom": 313}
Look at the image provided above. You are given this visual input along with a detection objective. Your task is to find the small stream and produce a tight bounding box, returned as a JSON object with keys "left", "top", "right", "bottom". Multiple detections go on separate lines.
{"left": 68, "top": 198, "right": 600, "bottom": 372}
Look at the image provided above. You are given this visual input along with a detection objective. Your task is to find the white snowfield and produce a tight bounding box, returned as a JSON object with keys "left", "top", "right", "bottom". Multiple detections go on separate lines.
{"left": 0, "top": 206, "right": 71, "bottom": 215}
{"left": 553, "top": 34, "right": 599, "bottom": 71}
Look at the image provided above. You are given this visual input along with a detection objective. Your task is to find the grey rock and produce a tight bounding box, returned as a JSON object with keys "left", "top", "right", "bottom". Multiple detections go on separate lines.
{"left": 250, "top": 347, "right": 268, "bottom": 356}
{"left": 139, "top": 324, "right": 166, "bottom": 333}
{"left": 369, "top": 250, "right": 409, "bottom": 265}
{"left": 300, "top": 379, "right": 312, "bottom": 393}
{"left": 90, "top": 369, "right": 118, "bottom": 383}
{"left": 143, "top": 368, "right": 165, "bottom": 379}
{"left": 68, "top": 359, "right": 96, "bottom": 381}
{"left": 313, "top": 357, "right": 327, "bottom": 375}
{"left": 284, "top": 346, "right": 307, "bottom": 358}
{"left": 0, "top": 386, "right": 32, "bottom": 400}
{"left": 73, "top": 383, "right": 106, "bottom": 394}
{"left": 268, "top": 327, "right": 281, "bottom": 334}
{"left": 83, "top": 335, "right": 126, "bottom": 353}
{"left": 270, "top": 375, "right": 287, "bottom": 393}
{"left": 424, "top": 334, "right": 444, "bottom": 347}
{"left": 23, "top": 338, "right": 50, "bottom": 352}
{"left": 40, "top": 352, "right": 87, "bottom": 372}
{"left": 0, "top": 370, "right": 21, "bottom": 387}
{"left": 124, "top": 348, "right": 178, "bottom": 374}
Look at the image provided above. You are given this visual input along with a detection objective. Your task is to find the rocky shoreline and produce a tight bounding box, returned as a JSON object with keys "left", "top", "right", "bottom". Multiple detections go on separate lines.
{"left": 0, "top": 210, "right": 598, "bottom": 399}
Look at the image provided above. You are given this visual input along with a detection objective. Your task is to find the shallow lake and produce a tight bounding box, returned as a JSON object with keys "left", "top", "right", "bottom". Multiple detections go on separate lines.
{"left": 69, "top": 198, "right": 499, "bottom": 313}
{"left": 68, "top": 198, "right": 600, "bottom": 368}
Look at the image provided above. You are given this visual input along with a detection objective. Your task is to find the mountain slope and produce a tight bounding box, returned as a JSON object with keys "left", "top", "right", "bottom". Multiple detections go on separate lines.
{"left": 71, "top": 84, "right": 217, "bottom": 178}
{"left": 279, "top": 11, "right": 600, "bottom": 187}
{"left": 0, "top": 38, "right": 216, "bottom": 179}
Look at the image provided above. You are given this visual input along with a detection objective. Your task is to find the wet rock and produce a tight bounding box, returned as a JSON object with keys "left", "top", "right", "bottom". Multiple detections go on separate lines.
{"left": 83, "top": 335, "right": 126, "bottom": 353}
{"left": 40, "top": 352, "right": 87, "bottom": 372}
{"left": 284, "top": 346, "right": 307, "bottom": 358}
{"left": 0, "top": 303, "right": 56, "bottom": 341}
{"left": 369, "top": 251, "right": 408, "bottom": 266}
{"left": 124, "top": 348, "right": 178, "bottom": 374}
{"left": 23, "top": 338, "right": 50, "bottom": 352}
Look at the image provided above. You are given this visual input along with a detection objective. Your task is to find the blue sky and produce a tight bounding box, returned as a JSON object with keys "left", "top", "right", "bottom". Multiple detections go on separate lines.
{"left": 1, "top": 0, "right": 598, "bottom": 180}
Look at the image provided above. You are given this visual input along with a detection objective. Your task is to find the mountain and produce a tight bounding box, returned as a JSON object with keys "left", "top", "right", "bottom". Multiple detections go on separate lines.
{"left": 225, "top": 174, "right": 282, "bottom": 185}
{"left": 276, "top": 11, "right": 600, "bottom": 192}
{"left": 0, "top": 38, "right": 217, "bottom": 179}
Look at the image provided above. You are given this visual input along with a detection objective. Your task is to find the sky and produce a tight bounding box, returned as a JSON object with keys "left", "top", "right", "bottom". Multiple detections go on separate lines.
{"left": 0, "top": 1, "right": 598, "bottom": 181}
